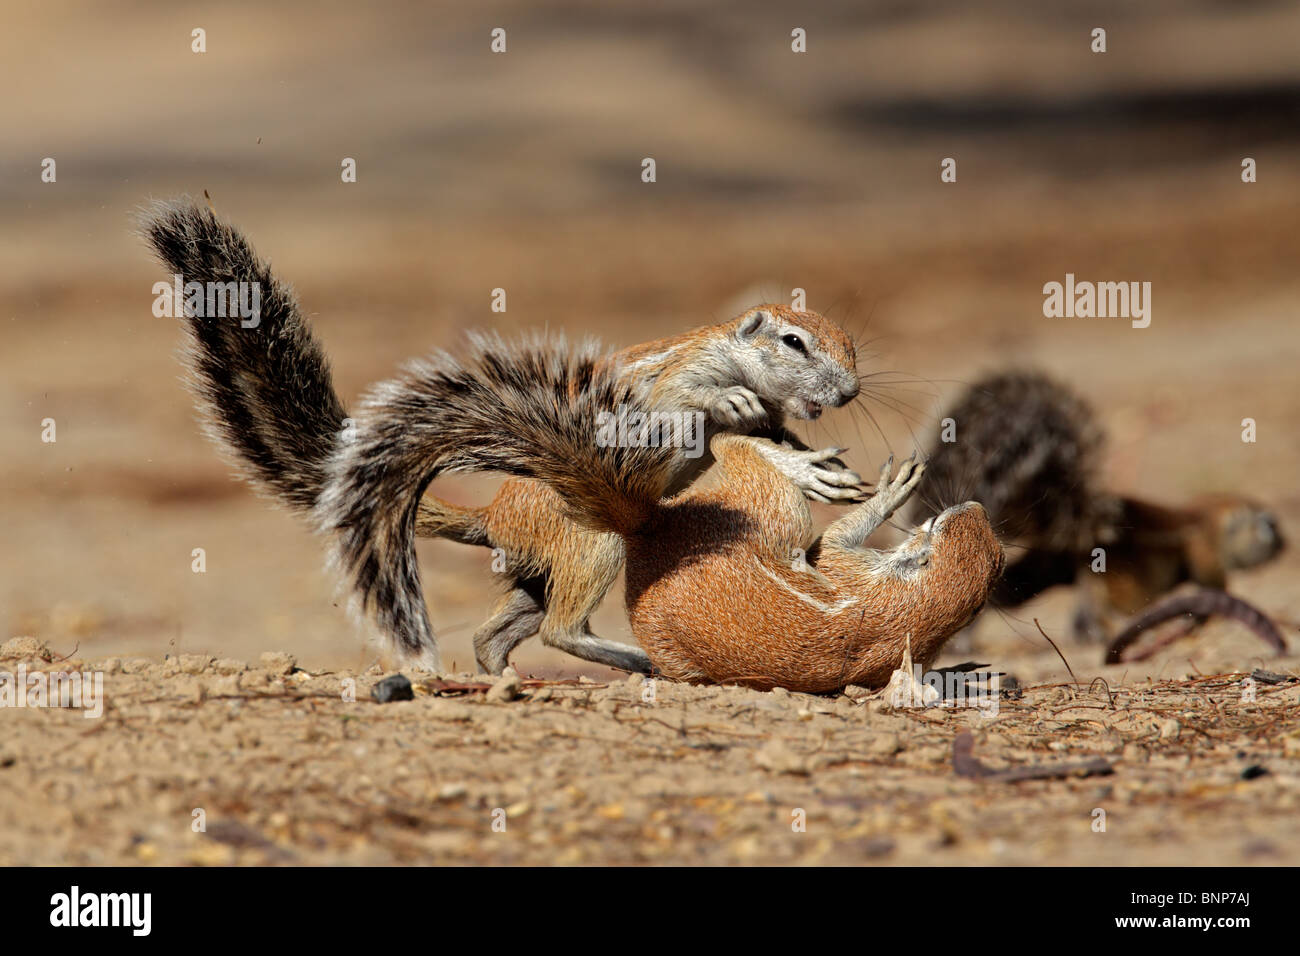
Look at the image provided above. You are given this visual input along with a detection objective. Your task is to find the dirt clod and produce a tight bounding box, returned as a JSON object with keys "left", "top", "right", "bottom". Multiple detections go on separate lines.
{"left": 486, "top": 672, "right": 522, "bottom": 703}
{"left": 1, "top": 637, "right": 51, "bottom": 661}
{"left": 371, "top": 674, "right": 415, "bottom": 703}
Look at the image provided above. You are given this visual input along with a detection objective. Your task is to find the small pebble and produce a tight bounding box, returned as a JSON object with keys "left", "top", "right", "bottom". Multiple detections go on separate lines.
{"left": 371, "top": 674, "right": 414, "bottom": 703}
{"left": 867, "top": 733, "right": 902, "bottom": 757}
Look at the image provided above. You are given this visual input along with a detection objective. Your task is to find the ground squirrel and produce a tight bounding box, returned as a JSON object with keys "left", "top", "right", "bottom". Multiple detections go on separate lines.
{"left": 908, "top": 371, "right": 1284, "bottom": 641}
{"left": 318, "top": 335, "right": 1006, "bottom": 692}
{"left": 141, "top": 199, "right": 867, "bottom": 673}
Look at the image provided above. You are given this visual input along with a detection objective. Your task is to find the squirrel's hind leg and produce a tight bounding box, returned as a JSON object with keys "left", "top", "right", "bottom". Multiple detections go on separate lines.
{"left": 474, "top": 586, "right": 545, "bottom": 674}
{"left": 530, "top": 530, "right": 649, "bottom": 672}
{"left": 538, "top": 623, "right": 652, "bottom": 674}
{"left": 706, "top": 434, "right": 816, "bottom": 558}
{"left": 474, "top": 535, "right": 650, "bottom": 674}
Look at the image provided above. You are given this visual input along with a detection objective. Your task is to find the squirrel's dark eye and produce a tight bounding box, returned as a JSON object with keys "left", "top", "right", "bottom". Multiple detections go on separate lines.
{"left": 781, "top": 334, "right": 807, "bottom": 354}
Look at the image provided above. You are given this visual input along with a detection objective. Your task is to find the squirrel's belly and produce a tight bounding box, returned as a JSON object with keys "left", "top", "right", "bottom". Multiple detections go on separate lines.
{"left": 626, "top": 550, "right": 875, "bottom": 690}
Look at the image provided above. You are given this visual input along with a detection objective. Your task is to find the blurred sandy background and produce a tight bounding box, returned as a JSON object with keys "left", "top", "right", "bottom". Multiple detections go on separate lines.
{"left": 3, "top": 0, "right": 1299, "bottom": 676}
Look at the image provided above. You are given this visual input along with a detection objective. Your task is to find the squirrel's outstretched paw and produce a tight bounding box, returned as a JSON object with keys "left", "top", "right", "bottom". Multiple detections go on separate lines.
{"left": 757, "top": 442, "right": 863, "bottom": 503}
{"left": 870, "top": 452, "right": 926, "bottom": 515}
{"left": 799, "top": 446, "right": 864, "bottom": 503}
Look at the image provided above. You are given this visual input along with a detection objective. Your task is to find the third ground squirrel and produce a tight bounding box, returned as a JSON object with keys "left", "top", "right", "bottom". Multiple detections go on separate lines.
{"left": 142, "top": 199, "right": 917, "bottom": 675}
{"left": 908, "top": 370, "right": 1283, "bottom": 640}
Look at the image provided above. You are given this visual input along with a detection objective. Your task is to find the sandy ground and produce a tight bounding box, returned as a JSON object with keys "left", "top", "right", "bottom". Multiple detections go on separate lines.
{"left": 3, "top": 1, "right": 1300, "bottom": 864}
{"left": 2, "top": 635, "right": 1298, "bottom": 866}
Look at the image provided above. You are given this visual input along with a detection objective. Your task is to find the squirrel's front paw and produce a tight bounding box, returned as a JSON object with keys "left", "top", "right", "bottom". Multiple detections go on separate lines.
{"left": 870, "top": 453, "right": 926, "bottom": 516}
{"left": 755, "top": 443, "right": 864, "bottom": 503}
{"left": 711, "top": 386, "right": 768, "bottom": 430}
{"left": 797, "top": 446, "right": 866, "bottom": 504}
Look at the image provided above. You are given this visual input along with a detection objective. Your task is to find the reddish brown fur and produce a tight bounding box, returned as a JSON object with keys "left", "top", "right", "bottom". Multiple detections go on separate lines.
{"left": 626, "top": 436, "right": 1005, "bottom": 692}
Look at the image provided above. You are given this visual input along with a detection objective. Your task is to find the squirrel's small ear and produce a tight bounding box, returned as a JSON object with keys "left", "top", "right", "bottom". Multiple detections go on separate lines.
{"left": 738, "top": 310, "right": 767, "bottom": 339}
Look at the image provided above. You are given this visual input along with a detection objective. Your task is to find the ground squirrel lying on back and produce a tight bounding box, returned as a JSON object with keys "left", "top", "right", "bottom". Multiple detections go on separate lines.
{"left": 140, "top": 199, "right": 868, "bottom": 673}
{"left": 908, "top": 370, "right": 1284, "bottom": 640}
{"left": 319, "top": 336, "right": 1005, "bottom": 692}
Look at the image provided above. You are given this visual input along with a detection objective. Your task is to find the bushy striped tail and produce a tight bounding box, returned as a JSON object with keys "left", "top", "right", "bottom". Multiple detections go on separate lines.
{"left": 315, "top": 332, "right": 676, "bottom": 669}
{"left": 139, "top": 198, "right": 347, "bottom": 512}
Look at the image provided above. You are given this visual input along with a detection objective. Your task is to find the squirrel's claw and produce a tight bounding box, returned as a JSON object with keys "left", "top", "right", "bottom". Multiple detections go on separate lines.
{"left": 874, "top": 455, "right": 895, "bottom": 491}
{"left": 802, "top": 461, "right": 865, "bottom": 503}
{"left": 805, "top": 444, "right": 858, "bottom": 476}
{"left": 806, "top": 445, "right": 849, "bottom": 463}
{"left": 802, "top": 478, "right": 865, "bottom": 503}
{"left": 711, "top": 386, "right": 768, "bottom": 430}
{"left": 869, "top": 452, "right": 926, "bottom": 516}
{"left": 811, "top": 464, "right": 862, "bottom": 488}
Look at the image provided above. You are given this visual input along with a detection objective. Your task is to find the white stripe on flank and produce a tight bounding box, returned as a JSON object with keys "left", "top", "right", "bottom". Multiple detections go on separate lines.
{"left": 756, "top": 560, "right": 858, "bottom": 616}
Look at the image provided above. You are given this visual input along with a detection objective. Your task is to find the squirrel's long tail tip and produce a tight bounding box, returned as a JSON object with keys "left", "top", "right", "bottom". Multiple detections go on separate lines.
{"left": 139, "top": 196, "right": 348, "bottom": 514}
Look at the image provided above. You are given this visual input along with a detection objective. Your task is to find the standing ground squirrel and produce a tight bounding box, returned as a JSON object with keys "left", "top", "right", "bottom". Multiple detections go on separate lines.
{"left": 140, "top": 199, "right": 872, "bottom": 673}
{"left": 908, "top": 371, "right": 1284, "bottom": 641}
